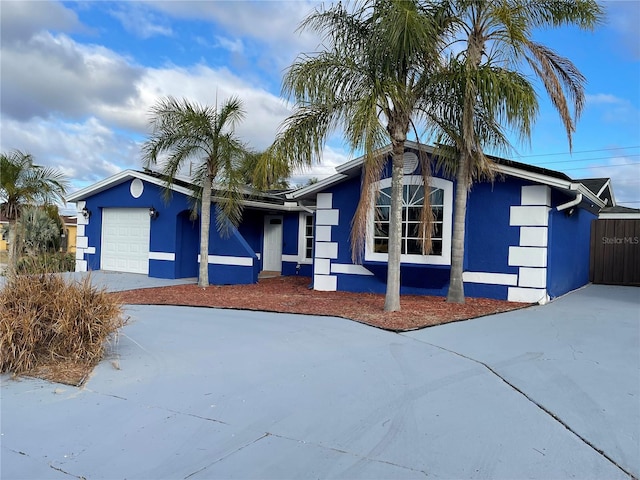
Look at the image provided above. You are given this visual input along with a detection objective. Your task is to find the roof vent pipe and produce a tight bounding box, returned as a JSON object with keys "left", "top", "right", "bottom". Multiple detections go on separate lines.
{"left": 557, "top": 193, "right": 583, "bottom": 212}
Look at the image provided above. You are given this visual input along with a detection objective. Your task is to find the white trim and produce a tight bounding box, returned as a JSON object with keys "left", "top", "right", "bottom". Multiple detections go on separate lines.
{"left": 76, "top": 236, "right": 88, "bottom": 249}
{"left": 75, "top": 249, "right": 84, "bottom": 260}
{"left": 76, "top": 224, "right": 85, "bottom": 236}
{"left": 462, "top": 271, "right": 518, "bottom": 286}
{"left": 149, "top": 251, "right": 176, "bottom": 261}
{"left": 596, "top": 180, "right": 610, "bottom": 198}
{"left": 86, "top": 247, "right": 96, "bottom": 255}
{"left": 314, "top": 274, "right": 337, "bottom": 291}
{"left": 197, "top": 254, "right": 254, "bottom": 267}
{"left": 316, "top": 209, "right": 339, "bottom": 226}
{"left": 130, "top": 178, "right": 144, "bottom": 198}
{"left": 510, "top": 206, "right": 550, "bottom": 226}
{"left": 599, "top": 212, "right": 640, "bottom": 219}
{"left": 317, "top": 193, "right": 333, "bottom": 209}
{"left": 518, "top": 267, "right": 547, "bottom": 288}
{"left": 519, "top": 227, "right": 548, "bottom": 247}
{"left": 68, "top": 169, "right": 308, "bottom": 212}
{"left": 75, "top": 260, "right": 87, "bottom": 272}
{"left": 364, "top": 175, "right": 453, "bottom": 265}
{"left": 315, "top": 258, "right": 331, "bottom": 275}
{"left": 508, "top": 287, "right": 548, "bottom": 303}
{"left": 508, "top": 246, "right": 547, "bottom": 267}
{"left": 281, "top": 254, "right": 299, "bottom": 263}
{"left": 296, "top": 212, "right": 315, "bottom": 263}
{"left": 331, "top": 264, "right": 375, "bottom": 276}
{"left": 315, "top": 225, "right": 332, "bottom": 242}
{"left": 521, "top": 185, "right": 551, "bottom": 206}
{"left": 286, "top": 174, "right": 348, "bottom": 200}
{"left": 315, "top": 241, "right": 338, "bottom": 259}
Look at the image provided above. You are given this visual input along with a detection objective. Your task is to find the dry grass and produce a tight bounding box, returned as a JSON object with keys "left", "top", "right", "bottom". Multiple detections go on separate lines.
{"left": 0, "top": 273, "right": 126, "bottom": 385}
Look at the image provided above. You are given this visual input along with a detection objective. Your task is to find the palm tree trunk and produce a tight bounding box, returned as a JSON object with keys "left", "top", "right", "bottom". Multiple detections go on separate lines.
{"left": 384, "top": 139, "right": 405, "bottom": 312}
{"left": 6, "top": 221, "right": 18, "bottom": 277}
{"left": 198, "top": 174, "right": 213, "bottom": 287}
{"left": 447, "top": 151, "right": 469, "bottom": 303}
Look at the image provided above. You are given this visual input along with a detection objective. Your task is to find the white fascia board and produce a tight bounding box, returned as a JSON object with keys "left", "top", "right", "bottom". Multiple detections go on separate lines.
{"left": 599, "top": 212, "right": 640, "bottom": 219}
{"left": 286, "top": 174, "right": 349, "bottom": 199}
{"left": 495, "top": 165, "right": 605, "bottom": 209}
{"left": 596, "top": 179, "right": 611, "bottom": 198}
{"left": 67, "top": 170, "right": 193, "bottom": 202}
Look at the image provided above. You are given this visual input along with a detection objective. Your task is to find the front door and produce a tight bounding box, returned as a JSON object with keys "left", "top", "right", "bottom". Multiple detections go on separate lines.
{"left": 263, "top": 215, "right": 283, "bottom": 272}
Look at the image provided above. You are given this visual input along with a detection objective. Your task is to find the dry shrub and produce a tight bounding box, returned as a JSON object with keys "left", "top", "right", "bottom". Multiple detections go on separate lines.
{"left": 0, "top": 273, "right": 126, "bottom": 384}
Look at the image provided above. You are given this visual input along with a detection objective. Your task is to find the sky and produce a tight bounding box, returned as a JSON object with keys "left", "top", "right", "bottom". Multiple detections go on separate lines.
{"left": 1, "top": 0, "right": 639, "bottom": 210}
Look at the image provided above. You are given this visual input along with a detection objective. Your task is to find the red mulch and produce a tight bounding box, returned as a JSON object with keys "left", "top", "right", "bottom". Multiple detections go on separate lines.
{"left": 113, "top": 276, "right": 530, "bottom": 331}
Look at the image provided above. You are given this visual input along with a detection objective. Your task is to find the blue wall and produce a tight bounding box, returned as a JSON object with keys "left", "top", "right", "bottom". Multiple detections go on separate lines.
{"left": 546, "top": 191, "right": 596, "bottom": 298}
{"left": 81, "top": 177, "right": 263, "bottom": 283}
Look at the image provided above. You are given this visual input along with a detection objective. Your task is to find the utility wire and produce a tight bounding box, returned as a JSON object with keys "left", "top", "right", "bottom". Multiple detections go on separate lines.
{"left": 527, "top": 154, "right": 640, "bottom": 166}
{"left": 515, "top": 145, "right": 640, "bottom": 158}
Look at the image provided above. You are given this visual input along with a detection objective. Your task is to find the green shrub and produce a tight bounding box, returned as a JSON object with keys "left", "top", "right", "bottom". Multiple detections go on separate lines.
{"left": 16, "top": 252, "right": 75, "bottom": 274}
{"left": 0, "top": 274, "right": 126, "bottom": 384}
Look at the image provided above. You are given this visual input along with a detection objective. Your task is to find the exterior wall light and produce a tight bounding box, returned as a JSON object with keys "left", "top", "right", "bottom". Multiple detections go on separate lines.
{"left": 81, "top": 206, "right": 91, "bottom": 219}
{"left": 149, "top": 206, "right": 159, "bottom": 219}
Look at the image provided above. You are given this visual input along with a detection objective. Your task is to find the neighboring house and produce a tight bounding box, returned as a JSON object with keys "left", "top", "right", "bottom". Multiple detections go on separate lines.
{"left": 0, "top": 212, "right": 76, "bottom": 253}
{"left": 68, "top": 142, "right": 617, "bottom": 303}
{"left": 61, "top": 215, "right": 77, "bottom": 254}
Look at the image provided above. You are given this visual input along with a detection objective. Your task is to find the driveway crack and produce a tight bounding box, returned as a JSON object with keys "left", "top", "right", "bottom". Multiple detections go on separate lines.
{"left": 408, "top": 338, "right": 635, "bottom": 479}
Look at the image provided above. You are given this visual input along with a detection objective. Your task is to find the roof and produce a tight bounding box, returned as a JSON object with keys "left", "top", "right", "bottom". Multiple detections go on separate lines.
{"left": 67, "top": 170, "right": 309, "bottom": 213}
{"left": 287, "top": 141, "right": 608, "bottom": 212}
{"left": 599, "top": 205, "right": 640, "bottom": 219}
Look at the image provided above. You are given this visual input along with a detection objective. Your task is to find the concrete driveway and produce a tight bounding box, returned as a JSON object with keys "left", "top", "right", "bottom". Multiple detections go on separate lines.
{"left": 1, "top": 278, "right": 638, "bottom": 479}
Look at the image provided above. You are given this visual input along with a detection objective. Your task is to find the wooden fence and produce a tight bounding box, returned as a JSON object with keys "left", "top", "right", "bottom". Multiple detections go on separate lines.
{"left": 590, "top": 219, "right": 640, "bottom": 286}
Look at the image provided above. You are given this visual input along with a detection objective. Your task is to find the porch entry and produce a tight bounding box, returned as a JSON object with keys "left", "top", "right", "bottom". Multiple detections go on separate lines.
{"left": 263, "top": 215, "right": 283, "bottom": 274}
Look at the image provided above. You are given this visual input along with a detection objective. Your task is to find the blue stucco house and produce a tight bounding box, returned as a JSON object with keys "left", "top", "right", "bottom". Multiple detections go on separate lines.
{"left": 68, "top": 141, "right": 614, "bottom": 303}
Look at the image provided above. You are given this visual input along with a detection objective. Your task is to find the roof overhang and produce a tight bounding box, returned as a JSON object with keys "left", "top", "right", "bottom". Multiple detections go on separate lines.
{"left": 67, "top": 170, "right": 309, "bottom": 212}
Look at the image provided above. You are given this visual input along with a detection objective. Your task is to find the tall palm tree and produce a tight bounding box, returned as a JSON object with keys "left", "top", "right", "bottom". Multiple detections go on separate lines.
{"left": 142, "top": 96, "right": 250, "bottom": 287}
{"left": 260, "top": 0, "right": 447, "bottom": 311}
{"left": 0, "top": 150, "right": 68, "bottom": 271}
{"left": 423, "top": 0, "right": 603, "bottom": 303}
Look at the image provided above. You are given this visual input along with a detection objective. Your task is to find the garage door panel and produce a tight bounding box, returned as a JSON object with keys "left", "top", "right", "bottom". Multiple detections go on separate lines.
{"left": 101, "top": 208, "right": 150, "bottom": 274}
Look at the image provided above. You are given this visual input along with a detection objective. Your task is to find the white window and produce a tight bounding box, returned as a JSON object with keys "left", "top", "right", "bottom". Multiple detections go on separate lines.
{"left": 296, "top": 213, "right": 314, "bottom": 264}
{"left": 365, "top": 175, "right": 453, "bottom": 265}
{"left": 303, "top": 214, "right": 314, "bottom": 260}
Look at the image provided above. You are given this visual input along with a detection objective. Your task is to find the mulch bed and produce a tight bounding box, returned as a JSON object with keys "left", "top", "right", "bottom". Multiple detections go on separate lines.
{"left": 114, "top": 276, "right": 530, "bottom": 331}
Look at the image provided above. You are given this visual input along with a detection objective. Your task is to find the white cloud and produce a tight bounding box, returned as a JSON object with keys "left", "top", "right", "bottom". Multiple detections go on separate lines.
{"left": 0, "top": 0, "right": 84, "bottom": 44}
{"left": 215, "top": 36, "right": 244, "bottom": 54}
{"left": 1, "top": 116, "right": 140, "bottom": 191}
{"left": 586, "top": 155, "right": 640, "bottom": 207}
{"left": 1, "top": 31, "right": 143, "bottom": 122}
{"left": 108, "top": 4, "right": 173, "bottom": 39}
{"left": 585, "top": 93, "right": 640, "bottom": 124}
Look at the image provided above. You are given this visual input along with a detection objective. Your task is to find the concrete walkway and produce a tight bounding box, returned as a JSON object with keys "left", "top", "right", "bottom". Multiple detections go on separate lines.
{"left": 1, "top": 281, "right": 638, "bottom": 479}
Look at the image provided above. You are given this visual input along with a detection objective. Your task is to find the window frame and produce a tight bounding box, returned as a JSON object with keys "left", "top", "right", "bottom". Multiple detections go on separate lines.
{"left": 297, "top": 212, "right": 315, "bottom": 264}
{"left": 365, "top": 175, "right": 453, "bottom": 265}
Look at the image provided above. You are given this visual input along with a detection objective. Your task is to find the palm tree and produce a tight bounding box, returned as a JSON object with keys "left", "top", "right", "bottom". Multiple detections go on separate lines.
{"left": 260, "top": 0, "right": 447, "bottom": 311}
{"left": 0, "top": 150, "right": 68, "bottom": 272}
{"left": 424, "top": 0, "right": 604, "bottom": 303}
{"left": 142, "top": 96, "right": 250, "bottom": 287}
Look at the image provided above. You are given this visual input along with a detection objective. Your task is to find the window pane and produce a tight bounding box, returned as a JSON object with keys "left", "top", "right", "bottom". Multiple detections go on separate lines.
{"left": 406, "top": 239, "right": 423, "bottom": 255}
{"left": 406, "top": 222, "right": 422, "bottom": 238}
{"left": 432, "top": 207, "right": 443, "bottom": 221}
{"left": 377, "top": 188, "right": 391, "bottom": 206}
{"left": 430, "top": 188, "right": 444, "bottom": 206}
{"left": 375, "top": 222, "right": 389, "bottom": 237}
{"left": 374, "top": 238, "right": 388, "bottom": 253}
{"left": 432, "top": 222, "right": 442, "bottom": 239}
{"left": 406, "top": 185, "right": 424, "bottom": 205}
{"left": 377, "top": 206, "right": 390, "bottom": 222}
{"left": 431, "top": 240, "right": 442, "bottom": 256}
{"left": 406, "top": 206, "right": 422, "bottom": 222}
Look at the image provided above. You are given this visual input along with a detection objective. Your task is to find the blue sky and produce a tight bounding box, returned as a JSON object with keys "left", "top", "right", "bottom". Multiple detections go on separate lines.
{"left": 1, "top": 0, "right": 639, "bottom": 208}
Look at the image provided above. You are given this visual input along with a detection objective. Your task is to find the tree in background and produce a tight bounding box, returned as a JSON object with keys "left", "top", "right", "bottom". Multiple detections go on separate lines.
{"left": 423, "top": 0, "right": 604, "bottom": 303}
{"left": 142, "top": 96, "right": 251, "bottom": 287}
{"left": 0, "top": 150, "right": 68, "bottom": 273}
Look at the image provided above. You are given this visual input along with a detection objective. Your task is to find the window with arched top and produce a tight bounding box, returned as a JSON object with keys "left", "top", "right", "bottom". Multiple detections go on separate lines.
{"left": 365, "top": 176, "right": 453, "bottom": 265}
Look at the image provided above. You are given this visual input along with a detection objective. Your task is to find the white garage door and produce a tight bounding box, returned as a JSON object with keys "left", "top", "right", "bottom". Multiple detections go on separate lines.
{"left": 101, "top": 208, "right": 150, "bottom": 274}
